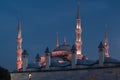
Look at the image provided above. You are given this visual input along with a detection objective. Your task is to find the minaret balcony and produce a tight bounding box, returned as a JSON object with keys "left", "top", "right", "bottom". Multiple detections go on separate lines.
{"left": 76, "top": 41, "right": 82, "bottom": 46}
{"left": 75, "top": 29, "right": 82, "bottom": 34}
{"left": 16, "top": 49, "right": 23, "bottom": 54}
{"left": 17, "top": 38, "right": 22, "bottom": 43}
{"left": 16, "top": 61, "right": 22, "bottom": 70}
{"left": 16, "top": 61, "right": 22, "bottom": 65}
{"left": 104, "top": 45, "right": 109, "bottom": 49}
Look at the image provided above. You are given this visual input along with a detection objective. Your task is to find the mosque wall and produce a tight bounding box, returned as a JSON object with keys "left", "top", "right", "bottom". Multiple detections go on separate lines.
{"left": 11, "top": 67, "right": 120, "bottom": 80}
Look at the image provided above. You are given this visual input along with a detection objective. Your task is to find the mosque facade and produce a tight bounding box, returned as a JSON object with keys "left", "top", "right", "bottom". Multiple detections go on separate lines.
{"left": 11, "top": 1, "right": 120, "bottom": 80}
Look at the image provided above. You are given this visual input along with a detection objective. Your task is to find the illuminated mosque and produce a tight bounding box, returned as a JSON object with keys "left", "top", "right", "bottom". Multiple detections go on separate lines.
{"left": 10, "top": 1, "right": 120, "bottom": 80}
{"left": 15, "top": 1, "right": 120, "bottom": 72}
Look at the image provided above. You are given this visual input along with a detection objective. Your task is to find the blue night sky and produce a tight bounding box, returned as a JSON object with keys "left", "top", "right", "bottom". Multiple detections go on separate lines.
{"left": 0, "top": 0, "right": 120, "bottom": 71}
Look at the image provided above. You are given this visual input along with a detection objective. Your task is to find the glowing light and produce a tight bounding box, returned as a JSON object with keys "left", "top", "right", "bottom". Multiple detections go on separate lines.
{"left": 77, "top": 25, "right": 80, "bottom": 29}
{"left": 105, "top": 42, "right": 107, "bottom": 46}
{"left": 77, "top": 51, "right": 81, "bottom": 55}
{"left": 78, "top": 38, "right": 81, "bottom": 42}
{"left": 58, "top": 60, "right": 64, "bottom": 63}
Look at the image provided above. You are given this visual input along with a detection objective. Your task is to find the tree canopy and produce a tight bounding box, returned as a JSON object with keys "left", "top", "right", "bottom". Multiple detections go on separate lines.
{"left": 0, "top": 66, "right": 10, "bottom": 80}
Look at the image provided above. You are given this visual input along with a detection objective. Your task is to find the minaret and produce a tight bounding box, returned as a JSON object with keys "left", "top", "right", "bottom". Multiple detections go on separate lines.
{"left": 104, "top": 25, "right": 110, "bottom": 57}
{"left": 22, "top": 50, "right": 28, "bottom": 71}
{"left": 35, "top": 53, "right": 40, "bottom": 67}
{"left": 63, "top": 37, "right": 66, "bottom": 45}
{"left": 75, "top": 0, "right": 83, "bottom": 59}
{"left": 16, "top": 18, "right": 23, "bottom": 70}
{"left": 45, "top": 47, "right": 51, "bottom": 69}
{"left": 56, "top": 33, "right": 59, "bottom": 48}
{"left": 71, "top": 44, "right": 77, "bottom": 68}
{"left": 98, "top": 42, "right": 104, "bottom": 67}
{"left": 35, "top": 53, "right": 40, "bottom": 63}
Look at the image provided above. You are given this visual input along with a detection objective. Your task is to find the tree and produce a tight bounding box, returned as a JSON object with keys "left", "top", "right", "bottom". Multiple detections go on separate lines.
{"left": 0, "top": 66, "right": 11, "bottom": 80}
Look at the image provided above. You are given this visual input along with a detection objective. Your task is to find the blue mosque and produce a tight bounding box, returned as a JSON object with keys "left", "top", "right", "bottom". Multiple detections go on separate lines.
{"left": 11, "top": 1, "right": 120, "bottom": 80}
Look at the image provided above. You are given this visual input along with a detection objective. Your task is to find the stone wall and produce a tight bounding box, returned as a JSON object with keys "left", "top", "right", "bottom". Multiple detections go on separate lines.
{"left": 11, "top": 67, "right": 120, "bottom": 80}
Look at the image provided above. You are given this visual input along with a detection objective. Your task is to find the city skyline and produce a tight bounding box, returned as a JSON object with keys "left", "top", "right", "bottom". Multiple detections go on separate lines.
{"left": 0, "top": 0, "right": 120, "bottom": 71}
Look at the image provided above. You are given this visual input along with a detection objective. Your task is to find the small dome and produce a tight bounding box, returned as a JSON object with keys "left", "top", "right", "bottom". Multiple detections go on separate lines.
{"left": 54, "top": 44, "right": 71, "bottom": 51}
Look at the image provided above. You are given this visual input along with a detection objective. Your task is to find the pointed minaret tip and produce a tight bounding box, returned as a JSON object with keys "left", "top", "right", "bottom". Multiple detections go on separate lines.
{"left": 45, "top": 47, "right": 50, "bottom": 56}
{"left": 104, "top": 24, "right": 108, "bottom": 45}
{"left": 45, "top": 47, "right": 50, "bottom": 53}
{"left": 56, "top": 32, "right": 59, "bottom": 48}
{"left": 22, "top": 50, "right": 28, "bottom": 56}
{"left": 71, "top": 44, "right": 76, "bottom": 53}
{"left": 18, "top": 17, "right": 21, "bottom": 30}
{"left": 98, "top": 42, "right": 104, "bottom": 49}
{"left": 104, "top": 24, "right": 110, "bottom": 57}
{"left": 77, "top": 0, "right": 80, "bottom": 20}
{"left": 63, "top": 37, "right": 66, "bottom": 45}
{"left": 18, "top": 17, "right": 22, "bottom": 38}
{"left": 76, "top": 0, "right": 81, "bottom": 29}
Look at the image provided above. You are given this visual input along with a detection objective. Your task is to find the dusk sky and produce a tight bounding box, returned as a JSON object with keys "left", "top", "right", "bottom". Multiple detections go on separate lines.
{"left": 0, "top": 0, "right": 120, "bottom": 71}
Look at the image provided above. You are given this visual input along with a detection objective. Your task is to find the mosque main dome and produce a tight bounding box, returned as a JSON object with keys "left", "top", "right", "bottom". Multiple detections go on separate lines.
{"left": 54, "top": 44, "right": 71, "bottom": 51}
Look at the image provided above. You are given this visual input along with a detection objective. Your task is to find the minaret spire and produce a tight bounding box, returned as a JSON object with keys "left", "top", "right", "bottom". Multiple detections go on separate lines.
{"left": 104, "top": 24, "right": 110, "bottom": 57}
{"left": 18, "top": 18, "right": 22, "bottom": 38}
{"left": 63, "top": 37, "right": 66, "bottom": 45}
{"left": 77, "top": 0, "right": 80, "bottom": 21}
{"left": 56, "top": 32, "right": 59, "bottom": 48}
{"left": 76, "top": 0, "right": 81, "bottom": 29}
{"left": 16, "top": 17, "right": 23, "bottom": 70}
{"left": 75, "top": 0, "right": 83, "bottom": 59}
